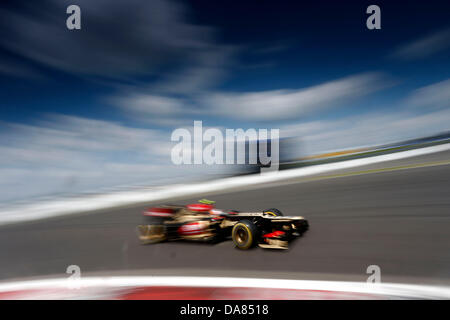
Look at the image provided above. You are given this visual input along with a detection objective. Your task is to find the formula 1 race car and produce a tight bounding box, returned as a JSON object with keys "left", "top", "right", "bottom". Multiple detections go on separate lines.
{"left": 137, "top": 200, "right": 309, "bottom": 250}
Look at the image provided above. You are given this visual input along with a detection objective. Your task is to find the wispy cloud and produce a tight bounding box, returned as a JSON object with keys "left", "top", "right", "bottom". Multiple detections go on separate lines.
{"left": 282, "top": 108, "right": 449, "bottom": 155}
{"left": 110, "top": 93, "right": 203, "bottom": 127}
{"left": 0, "top": 115, "right": 180, "bottom": 200}
{"left": 281, "top": 79, "right": 450, "bottom": 155}
{"left": 112, "top": 72, "right": 392, "bottom": 125}
{"left": 390, "top": 28, "right": 450, "bottom": 60}
{"left": 202, "top": 73, "right": 392, "bottom": 121}
{"left": 0, "top": 1, "right": 448, "bottom": 203}
{"left": 149, "top": 47, "right": 237, "bottom": 95}
{"left": 404, "top": 78, "right": 450, "bottom": 109}
{"left": 0, "top": 56, "right": 42, "bottom": 79}
{"left": 0, "top": 0, "right": 226, "bottom": 82}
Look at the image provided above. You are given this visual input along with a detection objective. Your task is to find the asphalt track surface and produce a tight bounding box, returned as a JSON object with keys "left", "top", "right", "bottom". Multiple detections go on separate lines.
{"left": 0, "top": 150, "right": 450, "bottom": 285}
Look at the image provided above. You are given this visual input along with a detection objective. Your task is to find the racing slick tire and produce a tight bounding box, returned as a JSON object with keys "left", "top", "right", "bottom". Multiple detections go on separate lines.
{"left": 232, "top": 220, "right": 258, "bottom": 250}
{"left": 263, "top": 208, "right": 283, "bottom": 217}
{"left": 301, "top": 220, "right": 309, "bottom": 232}
{"left": 137, "top": 224, "right": 167, "bottom": 245}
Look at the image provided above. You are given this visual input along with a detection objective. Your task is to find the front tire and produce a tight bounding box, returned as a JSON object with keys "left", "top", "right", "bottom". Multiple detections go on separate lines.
{"left": 263, "top": 208, "right": 283, "bottom": 216}
{"left": 232, "top": 220, "right": 258, "bottom": 250}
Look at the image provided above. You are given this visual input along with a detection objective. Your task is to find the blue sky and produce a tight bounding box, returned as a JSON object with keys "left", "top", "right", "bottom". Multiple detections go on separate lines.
{"left": 0, "top": 0, "right": 449, "bottom": 201}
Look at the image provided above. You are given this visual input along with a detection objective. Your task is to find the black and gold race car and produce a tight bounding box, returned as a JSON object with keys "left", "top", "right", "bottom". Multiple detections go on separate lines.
{"left": 137, "top": 200, "right": 309, "bottom": 250}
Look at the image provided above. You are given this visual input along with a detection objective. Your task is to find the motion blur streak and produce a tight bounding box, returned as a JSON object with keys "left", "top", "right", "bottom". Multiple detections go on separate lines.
{"left": 0, "top": 143, "right": 448, "bottom": 226}
{"left": 0, "top": 150, "right": 449, "bottom": 285}
{"left": 0, "top": 276, "right": 450, "bottom": 299}
{"left": 0, "top": 1, "right": 449, "bottom": 300}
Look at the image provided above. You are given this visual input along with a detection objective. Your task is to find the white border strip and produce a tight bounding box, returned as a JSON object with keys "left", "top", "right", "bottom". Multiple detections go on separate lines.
{"left": 0, "top": 276, "right": 449, "bottom": 299}
{"left": 0, "top": 143, "right": 449, "bottom": 226}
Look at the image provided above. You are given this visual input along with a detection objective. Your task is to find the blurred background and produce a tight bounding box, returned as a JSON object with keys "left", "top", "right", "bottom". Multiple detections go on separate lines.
{"left": 0, "top": 0, "right": 449, "bottom": 202}
{"left": 0, "top": 0, "right": 449, "bottom": 295}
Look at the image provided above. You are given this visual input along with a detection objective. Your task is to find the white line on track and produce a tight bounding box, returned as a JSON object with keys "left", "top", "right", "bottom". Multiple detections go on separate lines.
{"left": 0, "top": 276, "right": 449, "bottom": 299}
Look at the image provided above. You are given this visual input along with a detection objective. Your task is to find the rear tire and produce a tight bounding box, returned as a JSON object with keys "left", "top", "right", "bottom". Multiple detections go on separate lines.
{"left": 232, "top": 220, "right": 258, "bottom": 250}
{"left": 137, "top": 225, "right": 167, "bottom": 245}
{"left": 263, "top": 208, "right": 283, "bottom": 216}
